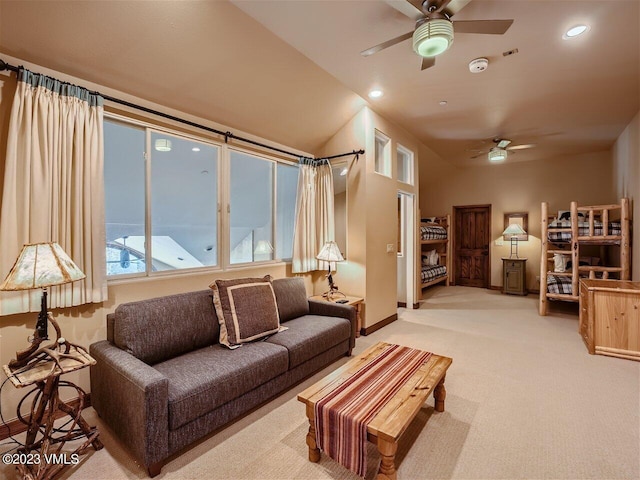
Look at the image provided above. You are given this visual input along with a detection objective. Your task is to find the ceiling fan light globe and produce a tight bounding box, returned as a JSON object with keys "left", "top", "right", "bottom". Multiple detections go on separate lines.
{"left": 488, "top": 147, "right": 507, "bottom": 162}
{"left": 413, "top": 19, "right": 454, "bottom": 58}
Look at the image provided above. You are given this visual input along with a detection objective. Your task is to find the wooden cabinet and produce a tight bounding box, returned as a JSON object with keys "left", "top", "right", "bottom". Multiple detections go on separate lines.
{"left": 579, "top": 279, "right": 640, "bottom": 361}
{"left": 502, "top": 258, "right": 527, "bottom": 295}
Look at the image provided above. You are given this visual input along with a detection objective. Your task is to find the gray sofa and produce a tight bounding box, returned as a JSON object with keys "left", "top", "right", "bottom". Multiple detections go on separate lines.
{"left": 89, "top": 277, "right": 356, "bottom": 476}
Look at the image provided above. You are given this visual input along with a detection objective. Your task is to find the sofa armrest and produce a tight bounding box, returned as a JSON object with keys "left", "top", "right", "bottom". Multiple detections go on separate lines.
{"left": 308, "top": 300, "right": 357, "bottom": 350}
{"left": 90, "top": 340, "right": 169, "bottom": 469}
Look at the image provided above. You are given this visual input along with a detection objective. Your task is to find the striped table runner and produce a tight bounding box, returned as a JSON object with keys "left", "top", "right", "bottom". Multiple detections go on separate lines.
{"left": 314, "top": 344, "right": 432, "bottom": 477}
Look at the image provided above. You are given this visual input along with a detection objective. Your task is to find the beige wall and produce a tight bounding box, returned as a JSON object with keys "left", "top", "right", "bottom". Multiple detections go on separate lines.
{"left": 419, "top": 150, "right": 615, "bottom": 289}
{"left": 0, "top": 58, "right": 316, "bottom": 420}
{"left": 317, "top": 107, "right": 422, "bottom": 329}
{"left": 613, "top": 110, "right": 640, "bottom": 279}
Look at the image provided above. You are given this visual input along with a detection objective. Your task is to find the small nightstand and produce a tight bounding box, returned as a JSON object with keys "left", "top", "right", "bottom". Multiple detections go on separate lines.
{"left": 309, "top": 295, "right": 364, "bottom": 337}
{"left": 502, "top": 257, "right": 527, "bottom": 295}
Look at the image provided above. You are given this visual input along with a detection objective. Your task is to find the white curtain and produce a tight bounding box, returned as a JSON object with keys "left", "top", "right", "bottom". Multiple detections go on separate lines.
{"left": 292, "top": 159, "right": 334, "bottom": 273}
{"left": 0, "top": 68, "right": 107, "bottom": 315}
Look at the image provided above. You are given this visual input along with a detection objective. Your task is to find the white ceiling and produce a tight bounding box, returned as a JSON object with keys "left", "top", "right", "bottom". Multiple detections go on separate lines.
{"left": 233, "top": 0, "right": 640, "bottom": 167}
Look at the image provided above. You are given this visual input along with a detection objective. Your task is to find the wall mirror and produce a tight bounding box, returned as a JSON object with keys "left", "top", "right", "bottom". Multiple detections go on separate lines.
{"left": 503, "top": 212, "right": 528, "bottom": 241}
{"left": 332, "top": 161, "right": 348, "bottom": 258}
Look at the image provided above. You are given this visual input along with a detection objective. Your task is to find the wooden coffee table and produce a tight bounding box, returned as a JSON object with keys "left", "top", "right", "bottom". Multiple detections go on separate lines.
{"left": 297, "top": 342, "right": 452, "bottom": 480}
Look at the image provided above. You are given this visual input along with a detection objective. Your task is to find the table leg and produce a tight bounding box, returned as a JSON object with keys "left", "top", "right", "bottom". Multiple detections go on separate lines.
{"left": 355, "top": 304, "right": 362, "bottom": 338}
{"left": 376, "top": 438, "right": 398, "bottom": 480}
{"left": 305, "top": 403, "right": 321, "bottom": 462}
{"left": 434, "top": 374, "right": 447, "bottom": 413}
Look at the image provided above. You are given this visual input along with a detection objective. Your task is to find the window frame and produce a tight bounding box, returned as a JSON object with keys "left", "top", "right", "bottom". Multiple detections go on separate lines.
{"left": 396, "top": 143, "right": 415, "bottom": 186}
{"left": 104, "top": 112, "right": 298, "bottom": 282}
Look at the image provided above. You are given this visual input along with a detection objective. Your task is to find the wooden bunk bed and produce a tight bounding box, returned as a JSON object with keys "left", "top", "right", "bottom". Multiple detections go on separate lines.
{"left": 539, "top": 198, "right": 631, "bottom": 315}
{"left": 419, "top": 215, "right": 451, "bottom": 290}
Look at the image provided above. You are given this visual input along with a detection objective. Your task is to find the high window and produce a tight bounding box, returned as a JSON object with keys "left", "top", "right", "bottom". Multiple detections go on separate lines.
{"left": 397, "top": 144, "right": 414, "bottom": 185}
{"left": 374, "top": 130, "right": 391, "bottom": 177}
{"left": 104, "top": 117, "right": 298, "bottom": 278}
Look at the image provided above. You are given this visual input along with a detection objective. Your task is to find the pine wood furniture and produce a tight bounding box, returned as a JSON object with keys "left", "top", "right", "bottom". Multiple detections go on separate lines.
{"left": 540, "top": 198, "right": 631, "bottom": 315}
{"left": 310, "top": 294, "right": 364, "bottom": 337}
{"left": 579, "top": 278, "right": 640, "bottom": 361}
{"left": 3, "top": 349, "right": 102, "bottom": 480}
{"left": 502, "top": 257, "right": 527, "bottom": 295}
{"left": 297, "top": 342, "right": 452, "bottom": 480}
{"left": 419, "top": 214, "right": 451, "bottom": 290}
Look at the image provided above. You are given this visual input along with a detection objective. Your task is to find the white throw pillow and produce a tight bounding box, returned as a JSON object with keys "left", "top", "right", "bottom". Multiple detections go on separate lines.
{"left": 553, "top": 253, "right": 569, "bottom": 273}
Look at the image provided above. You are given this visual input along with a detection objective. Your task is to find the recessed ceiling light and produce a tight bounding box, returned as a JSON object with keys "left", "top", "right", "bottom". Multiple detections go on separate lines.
{"left": 563, "top": 24, "right": 589, "bottom": 39}
{"left": 439, "top": 100, "right": 448, "bottom": 106}
{"left": 192, "top": 147, "right": 201, "bottom": 152}
{"left": 368, "top": 89, "right": 383, "bottom": 99}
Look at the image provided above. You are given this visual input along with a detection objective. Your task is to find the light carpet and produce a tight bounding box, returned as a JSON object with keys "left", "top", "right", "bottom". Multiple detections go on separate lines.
{"left": 3, "top": 286, "right": 639, "bottom": 480}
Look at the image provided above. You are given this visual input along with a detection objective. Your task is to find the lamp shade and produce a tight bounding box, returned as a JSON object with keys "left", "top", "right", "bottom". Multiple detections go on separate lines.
{"left": 316, "top": 241, "right": 345, "bottom": 263}
{"left": 502, "top": 223, "right": 527, "bottom": 236}
{"left": 253, "top": 240, "right": 274, "bottom": 255}
{"left": 0, "top": 242, "right": 85, "bottom": 291}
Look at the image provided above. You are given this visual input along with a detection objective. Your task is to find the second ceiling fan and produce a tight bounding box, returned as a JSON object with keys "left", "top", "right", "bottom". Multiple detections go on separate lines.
{"left": 361, "top": 0, "right": 514, "bottom": 70}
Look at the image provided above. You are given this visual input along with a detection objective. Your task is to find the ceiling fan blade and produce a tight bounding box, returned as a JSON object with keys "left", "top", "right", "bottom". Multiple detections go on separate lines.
{"left": 443, "top": 0, "right": 472, "bottom": 16}
{"left": 361, "top": 31, "right": 414, "bottom": 57}
{"left": 421, "top": 56, "right": 436, "bottom": 70}
{"left": 453, "top": 19, "right": 514, "bottom": 34}
{"left": 385, "top": 0, "right": 424, "bottom": 21}
{"left": 507, "top": 144, "right": 536, "bottom": 151}
{"left": 496, "top": 139, "right": 512, "bottom": 148}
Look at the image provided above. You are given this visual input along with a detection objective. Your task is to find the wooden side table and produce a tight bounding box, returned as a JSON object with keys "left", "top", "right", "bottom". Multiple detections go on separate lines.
{"left": 3, "top": 348, "right": 102, "bottom": 480}
{"left": 502, "top": 257, "right": 527, "bottom": 295}
{"left": 310, "top": 295, "right": 364, "bottom": 337}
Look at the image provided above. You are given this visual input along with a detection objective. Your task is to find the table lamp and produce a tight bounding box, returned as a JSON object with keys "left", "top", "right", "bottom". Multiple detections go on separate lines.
{"left": 316, "top": 241, "right": 345, "bottom": 300}
{"left": 0, "top": 242, "right": 86, "bottom": 371}
{"left": 502, "top": 223, "right": 527, "bottom": 258}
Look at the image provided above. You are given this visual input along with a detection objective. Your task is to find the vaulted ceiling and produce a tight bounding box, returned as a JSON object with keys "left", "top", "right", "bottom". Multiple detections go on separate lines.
{"left": 1, "top": 1, "right": 639, "bottom": 168}
{"left": 234, "top": 0, "right": 640, "bottom": 166}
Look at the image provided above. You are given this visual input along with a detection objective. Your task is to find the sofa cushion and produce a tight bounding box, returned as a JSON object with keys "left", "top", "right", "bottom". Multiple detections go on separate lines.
{"left": 265, "top": 314, "right": 351, "bottom": 369}
{"left": 112, "top": 290, "right": 218, "bottom": 365}
{"left": 271, "top": 277, "right": 310, "bottom": 322}
{"left": 154, "top": 342, "right": 289, "bottom": 430}
{"left": 211, "top": 276, "right": 282, "bottom": 348}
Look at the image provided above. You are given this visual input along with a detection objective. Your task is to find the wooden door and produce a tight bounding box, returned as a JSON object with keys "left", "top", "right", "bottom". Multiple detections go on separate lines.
{"left": 454, "top": 205, "right": 491, "bottom": 288}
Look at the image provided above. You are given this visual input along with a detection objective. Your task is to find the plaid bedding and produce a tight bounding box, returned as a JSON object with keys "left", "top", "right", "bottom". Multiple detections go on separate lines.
{"left": 421, "top": 265, "right": 447, "bottom": 284}
{"left": 548, "top": 220, "right": 622, "bottom": 243}
{"left": 421, "top": 225, "right": 447, "bottom": 241}
{"left": 547, "top": 274, "right": 573, "bottom": 295}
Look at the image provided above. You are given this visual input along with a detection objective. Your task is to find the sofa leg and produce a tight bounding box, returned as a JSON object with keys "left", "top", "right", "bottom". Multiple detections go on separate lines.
{"left": 148, "top": 462, "right": 163, "bottom": 477}
{"left": 347, "top": 348, "right": 353, "bottom": 357}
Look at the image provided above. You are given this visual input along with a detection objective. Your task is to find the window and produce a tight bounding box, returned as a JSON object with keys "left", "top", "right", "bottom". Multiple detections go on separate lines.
{"left": 104, "top": 116, "right": 298, "bottom": 278}
{"left": 397, "top": 144, "right": 414, "bottom": 185}
{"left": 276, "top": 163, "right": 298, "bottom": 260}
{"left": 374, "top": 130, "right": 391, "bottom": 177}
{"left": 104, "top": 120, "right": 147, "bottom": 276}
{"left": 150, "top": 131, "right": 219, "bottom": 271}
{"left": 229, "top": 150, "right": 273, "bottom": 264}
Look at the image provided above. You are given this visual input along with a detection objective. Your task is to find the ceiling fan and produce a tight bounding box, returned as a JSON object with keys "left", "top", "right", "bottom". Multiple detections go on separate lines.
{"left": 469, "top": 138, "right": 536, "bottom": 162}
{"left": 361, "top": 0, "right": 513, "bottom": 70}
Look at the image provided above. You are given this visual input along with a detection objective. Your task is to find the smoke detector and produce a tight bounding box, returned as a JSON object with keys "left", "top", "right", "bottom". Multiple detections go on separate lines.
{"left": 469, "top": 57, "right": 489, "bottom": 73}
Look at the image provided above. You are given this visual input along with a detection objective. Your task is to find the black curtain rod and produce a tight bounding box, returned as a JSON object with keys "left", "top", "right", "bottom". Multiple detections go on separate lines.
{"left": 0, "top": 59, "right": 364, "bottom": 163}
